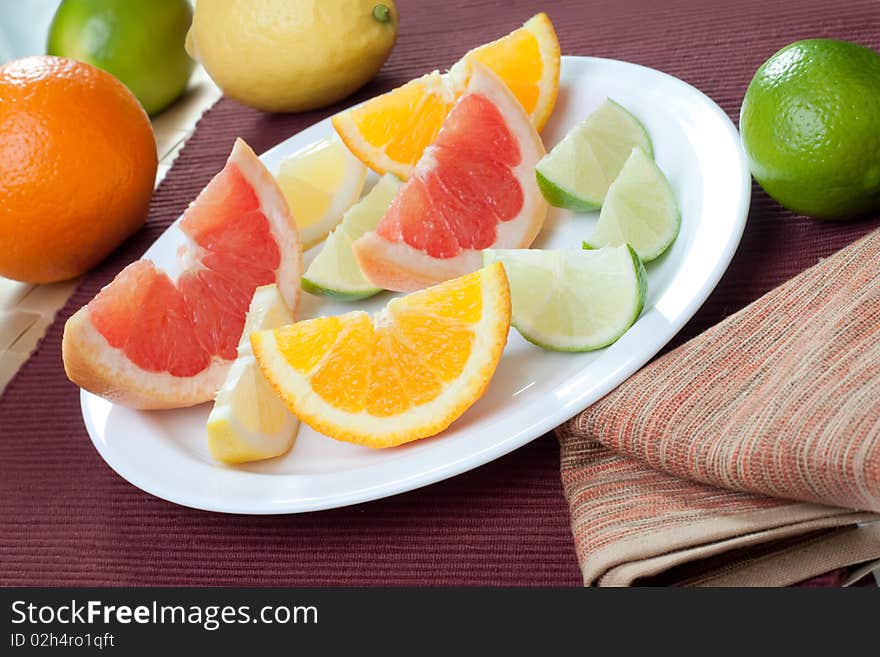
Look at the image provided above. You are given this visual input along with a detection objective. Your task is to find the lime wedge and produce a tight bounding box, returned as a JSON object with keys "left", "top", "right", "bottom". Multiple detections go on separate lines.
{"left": 536, "top": 99, "right": 653, "bottom": 210}
{"left": 302, "top": 173, "right": 401, "bottom": 300}
{"left": 483, "top": 246, "right": 646, "bottom": 351}
{"left": 584, "top": 146, "right": 680, "bottom": 261}
{"left": 207, "top": 284, "right": 299, "bottom": 464}
{"left": 275, "top": 135, "right": 367, "bottom": 250}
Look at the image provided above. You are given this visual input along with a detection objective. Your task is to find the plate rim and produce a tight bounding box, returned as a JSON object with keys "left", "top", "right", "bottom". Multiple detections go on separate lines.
{"left": 82, "top": 55, "right": 751, "bottom": 514}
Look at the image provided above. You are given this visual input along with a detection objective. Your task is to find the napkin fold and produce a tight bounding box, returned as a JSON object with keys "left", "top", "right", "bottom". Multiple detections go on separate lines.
{"left": 557, "top": 228, "right": 880, "bottom": 586}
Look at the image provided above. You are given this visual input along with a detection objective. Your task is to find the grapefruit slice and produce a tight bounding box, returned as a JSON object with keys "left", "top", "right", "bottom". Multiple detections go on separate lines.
{"left": 62, "top": 139, "right": 301, "bottom": 410}
{"left": 352, "top": 64, "right": 547, "bottom": 292}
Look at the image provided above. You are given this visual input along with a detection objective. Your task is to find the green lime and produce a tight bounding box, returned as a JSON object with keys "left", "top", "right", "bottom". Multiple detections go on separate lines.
{"left": 47, "top": 0, "right": 195, "bottom": 116}
{"left": 536, "top": 99, "right": 653, "bottom": 211}
{"left": 302, "top": 174, "right": 401, "bottom": 300}
{"left": 740, "top": 39, "right": 880, "bottom": 220}
{"left": 482, "top": 246, "right": 647, "bottom": 352}
{"left": 584, "top": 146, "right": 680, "bottom": 262}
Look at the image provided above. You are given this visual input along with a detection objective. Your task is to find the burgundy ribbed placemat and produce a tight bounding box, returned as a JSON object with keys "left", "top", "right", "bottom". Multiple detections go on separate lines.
{"left": 2, "top": 0, "right": 878, "bottom": 586}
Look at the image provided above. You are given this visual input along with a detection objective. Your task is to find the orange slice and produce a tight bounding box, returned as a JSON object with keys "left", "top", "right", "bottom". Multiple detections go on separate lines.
{"left": 250, "top": 262, "right": 511, "bottom": 448}
{"left": 450, "top": 12, "right": 560, "bottom": 132}
{"left": 333, "top": 13, "right": 560, "bottom": 179}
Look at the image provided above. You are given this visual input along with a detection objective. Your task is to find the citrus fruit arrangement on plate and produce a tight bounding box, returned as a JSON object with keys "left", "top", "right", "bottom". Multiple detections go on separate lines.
{"left": 67, "top": 13, "right": 752, "bottom": 513}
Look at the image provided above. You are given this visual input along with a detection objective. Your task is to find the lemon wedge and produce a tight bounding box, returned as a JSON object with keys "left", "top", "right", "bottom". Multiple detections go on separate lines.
{"left": 275, "top": 135, "right": 367, "bottom": 250}
{"left": 207, "top": 284, "right": 299, "bottom": 464}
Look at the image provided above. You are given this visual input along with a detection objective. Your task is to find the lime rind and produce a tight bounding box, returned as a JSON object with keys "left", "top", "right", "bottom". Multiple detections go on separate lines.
{"left": 586, "top": 146, "right": 680, "bottom": 262}
{"left": 483, "top": 246, "right": 647, "bottom": 352}
{"left": 300, "top": 279, "right": 380, "bottom": 301}
{"left": 301, "top": 173, "right": 400, "bottom": 299}
{"left": 536, "top": 168, "right": 601, "bottom": 212}
{"left": 535, "top": 98, "right": 653, "bottom": 210}
{"left": 300, "top": 277, "right": 373, "bottom": 300}
{"left": 625, "top": 244, "right": 648, "bottom": 326}
{"left": 301, "top": 229, "right": 383, "bottom": 301}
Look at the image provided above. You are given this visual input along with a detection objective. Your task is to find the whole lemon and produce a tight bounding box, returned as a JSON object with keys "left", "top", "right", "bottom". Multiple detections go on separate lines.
{"left": 47, "top": 0, "right": 195, "bottom": 116}
{"left": 186, "top": 0, "right": 399, "bottom": 113}
{"left": 0, "top": 56, "right": 157, "bottom": 283}
{"left": 740, "top": 39, "right": 880, "bottom": 220}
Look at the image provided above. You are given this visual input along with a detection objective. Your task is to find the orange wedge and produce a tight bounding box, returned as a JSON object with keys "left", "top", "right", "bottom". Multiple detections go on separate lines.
{"left": 333, "top": 13, "right": 560, "bottom": 179}
{"left": 250, "top": 262, "right": 511, "bottom": 448}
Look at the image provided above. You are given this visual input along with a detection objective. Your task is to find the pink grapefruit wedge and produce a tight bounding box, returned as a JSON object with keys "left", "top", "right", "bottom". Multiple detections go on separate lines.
{"left": 62, "top": 139, "right": 301, "bottom": 410}
{"left": 352, "top": 64, "right": 548, "bottom": 292}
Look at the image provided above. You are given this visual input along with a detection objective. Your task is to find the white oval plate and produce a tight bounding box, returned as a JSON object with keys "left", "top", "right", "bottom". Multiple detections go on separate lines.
{"left": 82, "top": 56, "right": 750, "bottom": 514}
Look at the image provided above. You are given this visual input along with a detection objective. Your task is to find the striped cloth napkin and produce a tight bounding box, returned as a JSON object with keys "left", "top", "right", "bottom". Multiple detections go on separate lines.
{"left": 556, "top": 228, "right": 880, "bottom": 586}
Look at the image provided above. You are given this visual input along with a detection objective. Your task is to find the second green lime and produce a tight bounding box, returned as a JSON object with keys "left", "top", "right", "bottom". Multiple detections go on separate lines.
{"left": 740, "top": 39, "right": 880, "bottom": 220}
{"left": 47, "top": 0, "right": 194, "bottom": 116}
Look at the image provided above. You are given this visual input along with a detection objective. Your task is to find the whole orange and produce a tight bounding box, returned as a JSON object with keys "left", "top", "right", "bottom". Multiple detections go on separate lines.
{"left": 0, "top": 56, "right": 157, "bottom": 283}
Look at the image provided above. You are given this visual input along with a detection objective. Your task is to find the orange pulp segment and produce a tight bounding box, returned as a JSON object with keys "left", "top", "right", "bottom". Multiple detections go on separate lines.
{"left": 451, "top": 12, "right": 560, "bottom": 129}
{"left": 332, "top": 13, "right": 560, "bottom": 179}
{"left": 250, "top": 262, "right": 511, "bottom": 448}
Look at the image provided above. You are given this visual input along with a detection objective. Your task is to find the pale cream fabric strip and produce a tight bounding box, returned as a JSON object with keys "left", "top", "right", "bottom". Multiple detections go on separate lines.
{"left": 682, "top": 522, "right": 880, "bottom": 587}
{"left": 598, "top": 516, "right": 879, "bottom": 586}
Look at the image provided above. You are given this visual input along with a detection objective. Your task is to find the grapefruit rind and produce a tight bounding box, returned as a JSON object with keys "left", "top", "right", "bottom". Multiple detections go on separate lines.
{"left": 250, "top": 263, "right": 511, "bottom": 448}
{"left": 225, "top": 139, "right": 302, "bottom": 312}
{"left": 352, "top": 65, "right": 547, "bottom": 293}
{"left": 62, "top": 139, "right": 302, "bottom": 410}
{"left": 62, "top": 310, "right": 230, "bottom": 409}
{"left": 351, "top": 232, "right": 482, "bottom": 292}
